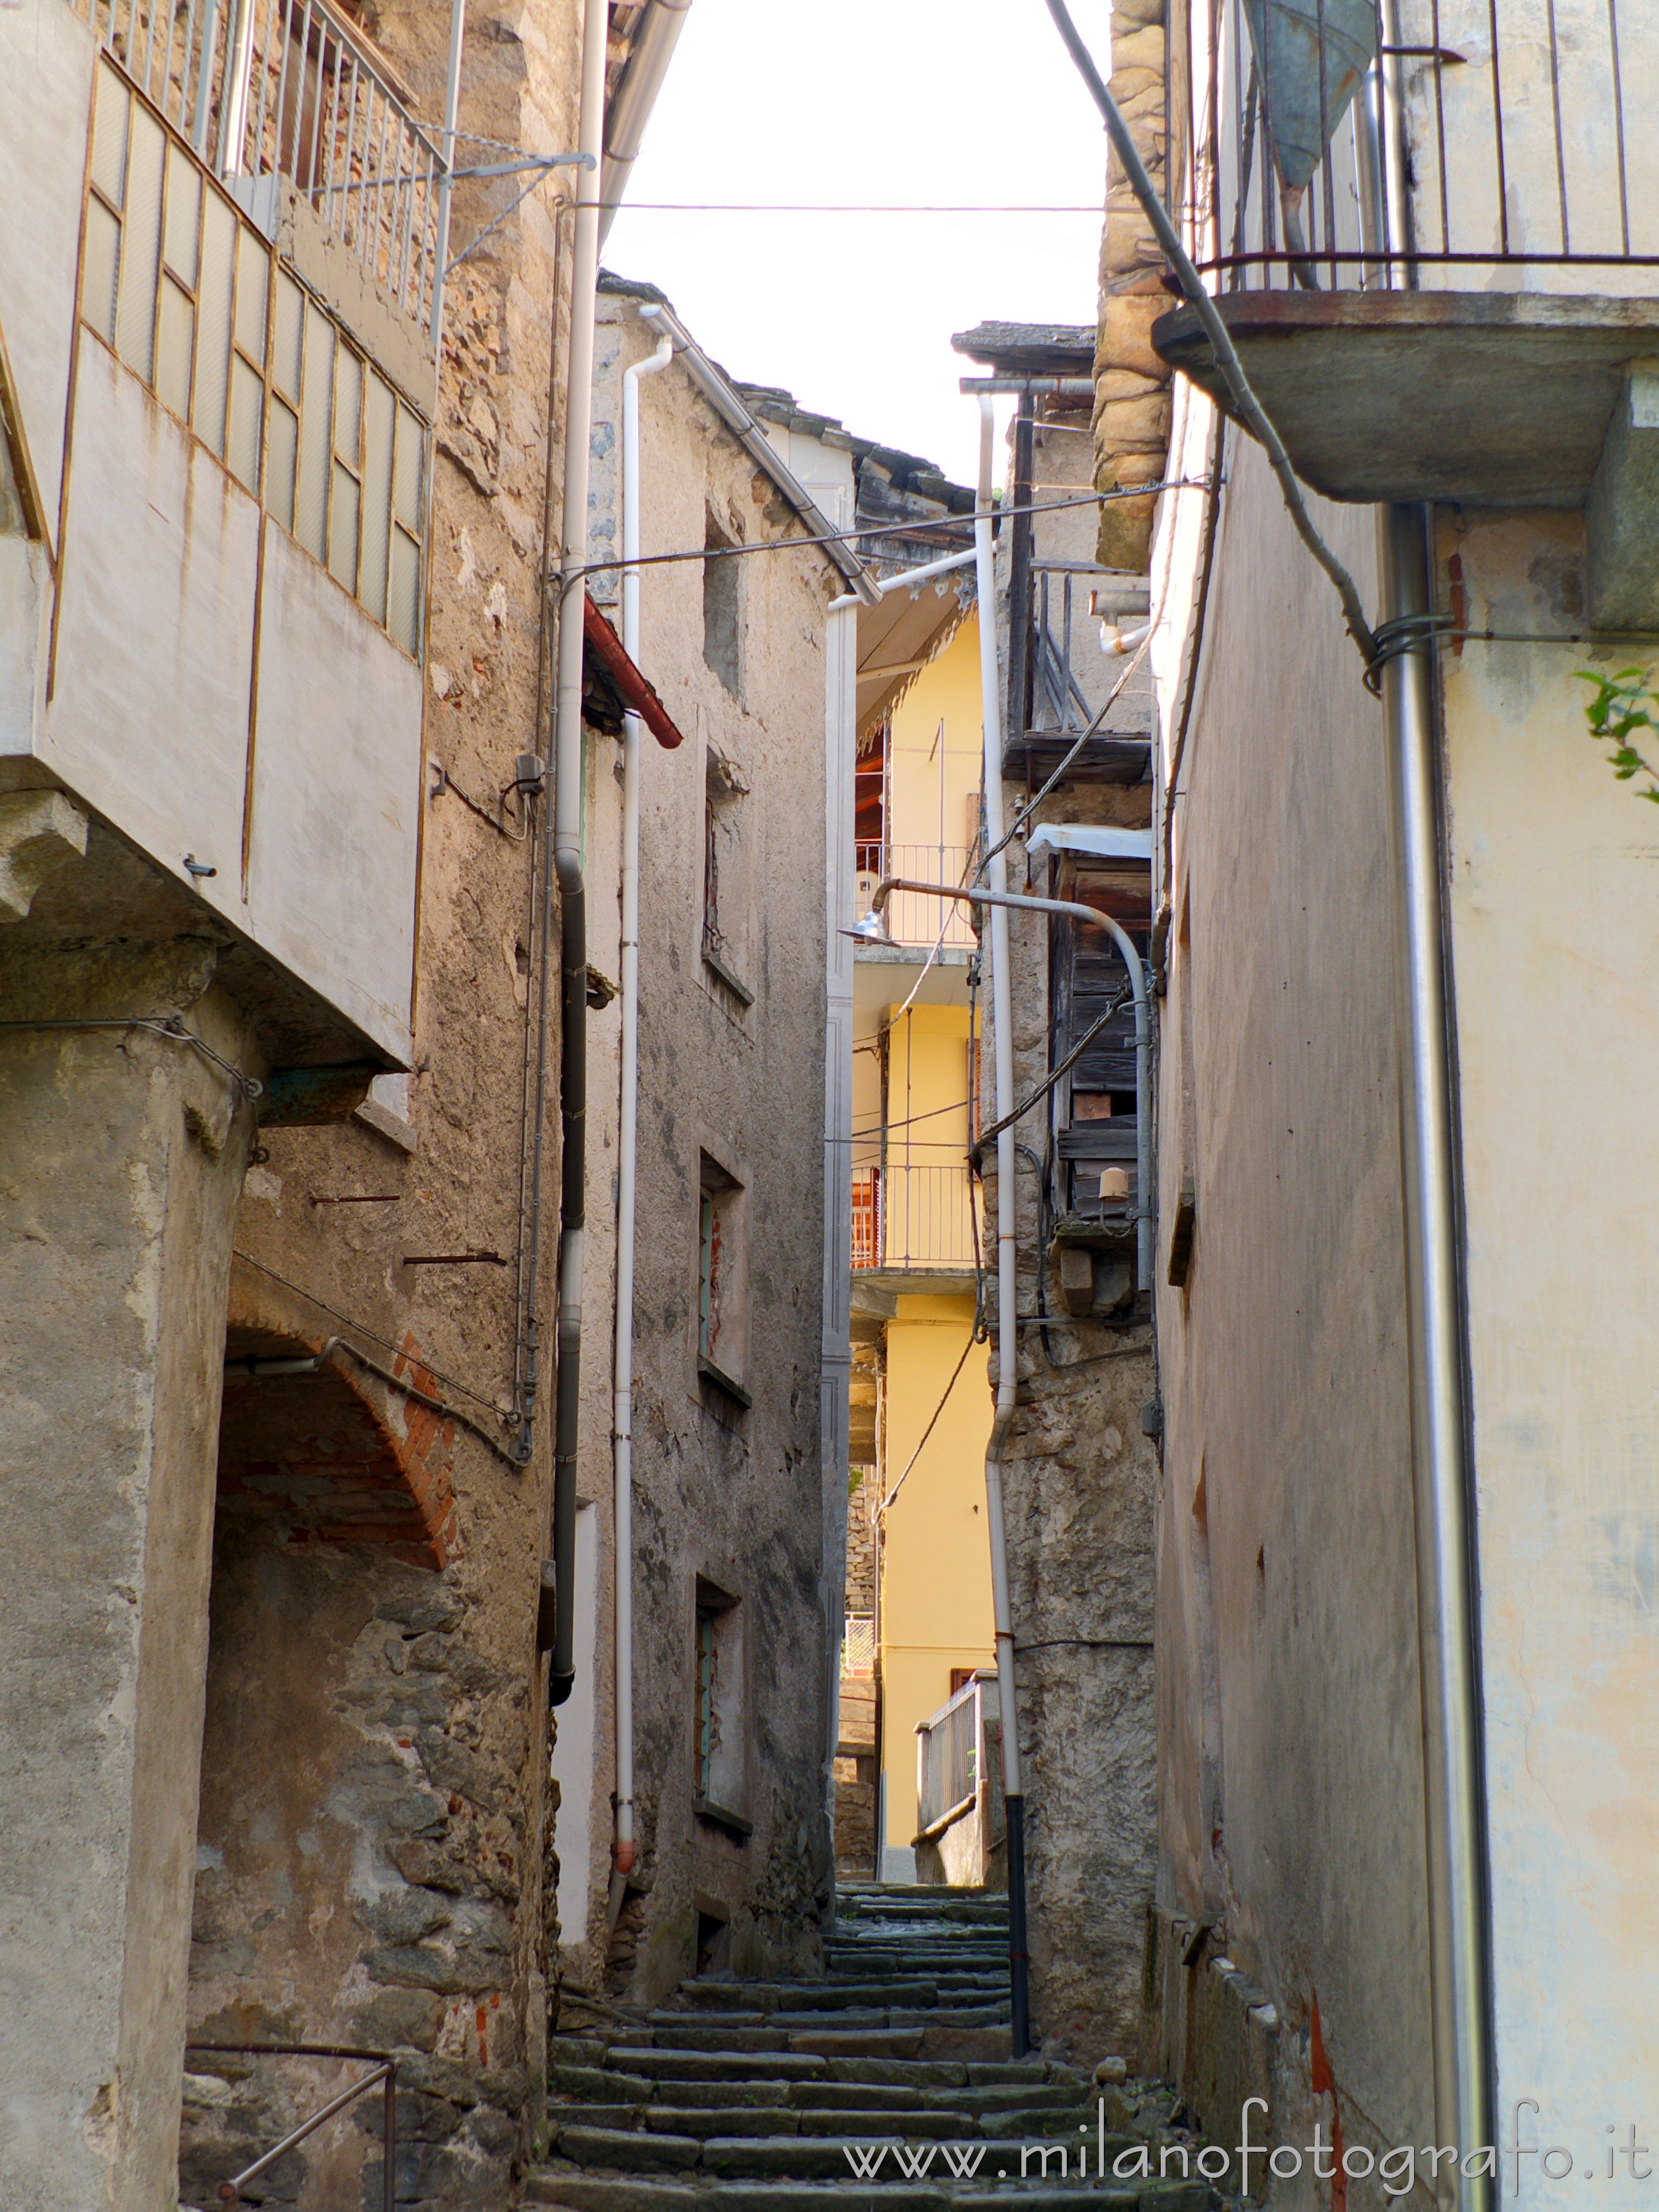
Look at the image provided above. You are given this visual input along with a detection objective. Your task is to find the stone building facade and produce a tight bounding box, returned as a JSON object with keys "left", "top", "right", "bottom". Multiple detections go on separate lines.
{"left": 544, "top": 274, "right": 852, "bottom": 2010}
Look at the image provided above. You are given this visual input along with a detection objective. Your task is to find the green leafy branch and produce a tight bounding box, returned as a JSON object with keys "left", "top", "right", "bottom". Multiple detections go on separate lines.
{"left": 1576, "top": 666, "right": 1659, "bottom": 804}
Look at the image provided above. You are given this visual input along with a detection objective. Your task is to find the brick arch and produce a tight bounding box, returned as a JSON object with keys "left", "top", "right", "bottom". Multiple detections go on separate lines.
{"left": 219, "top": 1284, "right": 459, "bottom": 1568}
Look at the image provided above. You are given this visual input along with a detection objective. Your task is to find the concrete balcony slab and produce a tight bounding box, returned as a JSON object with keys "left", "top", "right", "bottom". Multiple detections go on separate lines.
{"left": 1152, "top": 291, "right": 1659, "bottom": 509}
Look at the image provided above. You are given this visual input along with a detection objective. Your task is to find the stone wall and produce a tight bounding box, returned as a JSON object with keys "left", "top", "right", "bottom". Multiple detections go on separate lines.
{"left": 174, "top": 0, "right": 584, "bottom": 2199}
{"left": 1094, "top": 0, "right": 1173, "bottom": 573}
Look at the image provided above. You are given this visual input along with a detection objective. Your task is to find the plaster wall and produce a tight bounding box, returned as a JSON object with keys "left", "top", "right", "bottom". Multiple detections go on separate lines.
{"left": 1149, "top": 432, "right": 1433, "bottom": 2182}
{"left": 1436, "top": 509, "right": 1659, "bottom": 2192}
{"left": 0, "top": 0, "right": 94, "bottom": 530}
{"left": 878, "top": 1292, "right": 994, "bottom": 1853}
{"left": 885, "top": 619, "right": 983, "bottom": 862}
{"left": 0, "top": 945, "right": 259, "bottom": 2212}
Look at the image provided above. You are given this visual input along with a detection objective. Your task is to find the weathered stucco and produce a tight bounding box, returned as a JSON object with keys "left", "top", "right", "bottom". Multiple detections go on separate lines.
{"left": 1437, "top": 509, "right": 1659, "bottom": 2197}
{"left": 0, "top": 945, "right": 261, "bottom": 2212}
{"left": 1150, "top": 424, "right": 1433, "bottom": 2192}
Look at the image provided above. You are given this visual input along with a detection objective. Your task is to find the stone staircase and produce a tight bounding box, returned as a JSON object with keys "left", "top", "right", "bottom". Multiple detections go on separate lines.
{"left": 529, "top": 1886, "right": 1210, "bottom": 2212}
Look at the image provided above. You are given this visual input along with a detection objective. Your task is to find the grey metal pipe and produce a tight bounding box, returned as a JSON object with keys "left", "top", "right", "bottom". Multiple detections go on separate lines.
{"left": 869, "top": 877, "right": 1152, "bottom": 1290}
{"left": 539, "top": 0, "right": 608, "bottom": 1704}
{"left": 1378, "top": 504, "right": 1495, "bottom": 2212}
{"left": 971, "top": 399, "right": 1029, "bottom": 2057}
{"left": 428, "top": 0, "right": 468, "bottom": 348}
{"left": 596, "top": 0, "right": 693, "bottom": 247}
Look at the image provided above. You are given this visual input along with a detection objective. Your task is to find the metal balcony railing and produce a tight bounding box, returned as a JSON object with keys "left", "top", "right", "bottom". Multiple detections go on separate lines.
{"left": 854, "top": 844, "right": 977, "bottom": 949}
{"left": 1183, "top": 0, "right": 1656, "bottom": 296}
{"left": 71, "top": 0, "right": 445, "bottom": 332}
{"left": 850, "top": 1164, "right": 979, "bottom": 1274}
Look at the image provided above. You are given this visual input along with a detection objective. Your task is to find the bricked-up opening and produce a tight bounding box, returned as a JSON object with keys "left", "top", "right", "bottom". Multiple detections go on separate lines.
{"left": 216, "top": 1326, "right": 458, "bottom": 1567}
{"left": 182, "top": 1314, "right": 518, "bottom": 2208}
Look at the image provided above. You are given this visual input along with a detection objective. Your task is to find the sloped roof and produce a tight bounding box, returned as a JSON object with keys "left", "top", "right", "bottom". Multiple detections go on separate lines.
{"left": 951, "top": 321, "right": 1095, "bottom": 375}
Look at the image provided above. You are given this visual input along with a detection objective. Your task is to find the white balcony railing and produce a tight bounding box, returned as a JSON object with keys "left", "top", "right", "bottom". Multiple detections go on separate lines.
{"left": 851, "top": 1164, "right": 979, "bottom": 1274}
{"left": 915, "top": 1672, "right": 1004, "bottom": 1878}
{"left": 71, "top": 0, "right": 445, "bottom": 334}
{"left": 854, "top": 843, "right": 977, "bottom": 951}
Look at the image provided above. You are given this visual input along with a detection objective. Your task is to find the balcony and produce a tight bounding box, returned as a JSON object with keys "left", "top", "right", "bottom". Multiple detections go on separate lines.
{"left": 851, "top": 1164, "right": 980, "bottom": 1281}
{"left": 914, "top": 1672, "right": 1004, "bottom": 1888}
{"left": 0, "top": 0, "right": 435, "bottom": 1068}
{"left": 1154, "top": 0, "right": 1659, "bottom": 581}
{"left": 854, "top": 843, "right": 977, "bottom": 951}
{"left": 70, "top": 0, "right": 445, "bottom": 347}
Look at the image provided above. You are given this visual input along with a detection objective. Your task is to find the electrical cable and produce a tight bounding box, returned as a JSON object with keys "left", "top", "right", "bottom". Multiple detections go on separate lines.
{"left": 970, "top": 984, "right": 1133, "bottom": 1165}
{"left": 231, "top": 1249, "right": 514, "bottom": 1428}
{"left": 560, "top": 484, "right": 1212, "bottom": 592}
{"left": 1043, "top": 0, "right": 1379, "bottom": 670}
{"left": 878, "top": 1325, "right": 981, "bottom": 1514}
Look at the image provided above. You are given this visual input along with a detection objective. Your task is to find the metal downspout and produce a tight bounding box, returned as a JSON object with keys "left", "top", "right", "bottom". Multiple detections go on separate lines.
{"left": 1365, "top": 15, "right": 1495, "bottom": 2190}
{"left": 540, "top": 0, "right": 608, "bottom": 1707}
{"left": 611, "top": 330, "right": 674, "bottom": 1883}
{"left": 974, "top": 395, "right": 1031, "bottom": 2058}
{"left": 1378, "top": 506, "right": 1495, "bottom": 2212}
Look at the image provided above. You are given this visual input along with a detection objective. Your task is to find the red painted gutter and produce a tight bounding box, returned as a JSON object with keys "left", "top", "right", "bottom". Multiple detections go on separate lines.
{"left": 582, "top": 593, "right": 686, "bottom": 749}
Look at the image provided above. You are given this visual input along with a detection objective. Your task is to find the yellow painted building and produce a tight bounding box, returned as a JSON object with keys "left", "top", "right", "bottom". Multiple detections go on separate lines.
{"left": 849, "top": 612, "right": 997, "bottom": 1875}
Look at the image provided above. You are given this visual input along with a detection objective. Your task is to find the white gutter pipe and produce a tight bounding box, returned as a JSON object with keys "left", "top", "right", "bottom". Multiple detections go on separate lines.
{"left": 596, "top": 0, "right": 693, "bottom": 248}
{"left": 828, "top": 547, "right": 977, "bottom": 612}
{"left": 611, "top": 327, "right": 674, "bottom": 1886}
{"left": 973, "top": 395, "right": 1030, "bottom": 2056}
{"left": 869, "top": 875, "right": 1151, "bottom": 1292}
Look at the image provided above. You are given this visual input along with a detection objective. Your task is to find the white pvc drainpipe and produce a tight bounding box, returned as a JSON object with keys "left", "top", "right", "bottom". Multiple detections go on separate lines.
{"left": 973, "top": 395, "right": 1030, "bottom": 2055}
{"left": 611, "top": 327, "right": 674, "bottom": 1884}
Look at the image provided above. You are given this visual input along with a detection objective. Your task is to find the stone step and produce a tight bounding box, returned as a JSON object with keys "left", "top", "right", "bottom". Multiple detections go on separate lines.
{"left": 604, "top": 2050, "right": 831, "bottom": 2085}
{"left": 527, "top": 2173, "right": 1211, "bottom": 2212}
{"left": 552, "top": 2065, "right": 655, "bottom": 2105}
{"left": 551, "top": 2107, "right": 801, "bottom": 2142}
{"left": 647, "top": 2025, "right": 797, "bottom": 2054}
{"left": 557, "top": 2128, "right": 704, "bottom": 2173}
{"left": 681, "top": 1982, "right": 946, "bottom": 2012}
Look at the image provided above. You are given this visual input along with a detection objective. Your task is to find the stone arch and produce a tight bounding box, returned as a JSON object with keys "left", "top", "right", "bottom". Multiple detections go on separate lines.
{"left": 218, "top": 1275, "right": 459, "bottom": 1567}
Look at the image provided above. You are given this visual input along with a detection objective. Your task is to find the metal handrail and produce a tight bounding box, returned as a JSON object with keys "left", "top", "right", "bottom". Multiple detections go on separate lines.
{"left": 183, "top": 2042, "right": 396, "bottom": 2210}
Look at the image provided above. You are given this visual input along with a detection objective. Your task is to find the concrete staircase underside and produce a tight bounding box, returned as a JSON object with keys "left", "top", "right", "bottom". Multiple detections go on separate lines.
{"left": 531, "top": 1886, "right": 1212, "bottom": 2212}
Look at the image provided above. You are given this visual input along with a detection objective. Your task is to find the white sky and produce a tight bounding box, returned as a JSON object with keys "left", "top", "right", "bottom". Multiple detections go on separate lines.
{"left": 603, "top": 0, "right": 1116, "bottom": 492}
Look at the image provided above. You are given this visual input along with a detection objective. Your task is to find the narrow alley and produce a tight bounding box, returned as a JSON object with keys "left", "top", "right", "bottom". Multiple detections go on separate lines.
{"left": 3, "top": 0, "right": 1658, "bottom": 2206}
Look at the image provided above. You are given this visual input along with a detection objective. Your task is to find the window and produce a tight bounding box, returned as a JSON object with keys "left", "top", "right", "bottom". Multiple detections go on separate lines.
{"left": 696, "top": 1153, "right": 749, "bottom": 1403}
{"left": 702, "top": 510, "right": 742, "bottom": 694}
{"left": 1049, "top": 867, "right": 1149, "bottom": 1223}
{"left": 693, "top": 1580, "right": 749, "bottom": 1834}
{"left": 702, "top": 746, "right": 753, "bottom": 1002}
